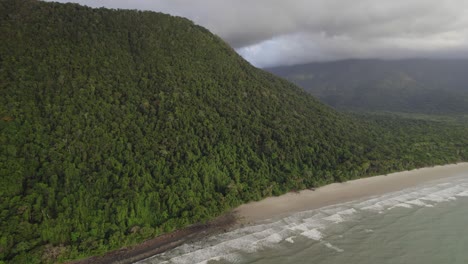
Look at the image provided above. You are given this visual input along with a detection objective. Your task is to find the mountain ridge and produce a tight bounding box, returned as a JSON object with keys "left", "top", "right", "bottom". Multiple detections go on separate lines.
{"left": 266, "top": 58, "right": 468, "bottom": 114}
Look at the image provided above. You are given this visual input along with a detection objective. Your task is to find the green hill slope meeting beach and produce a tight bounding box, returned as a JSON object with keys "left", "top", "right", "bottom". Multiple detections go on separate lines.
{"left": 148, "top": 163, "right": 468, "bottom": 264}
{"left": 0, "top": 0, "right": 467, "bottom": 263}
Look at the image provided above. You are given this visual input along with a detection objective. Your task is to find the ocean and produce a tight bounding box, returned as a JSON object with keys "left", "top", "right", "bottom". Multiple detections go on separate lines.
{"left": 138, "top": 172, "right": 468, "bottom": 264}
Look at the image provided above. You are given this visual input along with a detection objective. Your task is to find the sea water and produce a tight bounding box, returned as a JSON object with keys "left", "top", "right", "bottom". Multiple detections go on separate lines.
{"left": 138, "top": 172, "right": 468, "bottom": 264}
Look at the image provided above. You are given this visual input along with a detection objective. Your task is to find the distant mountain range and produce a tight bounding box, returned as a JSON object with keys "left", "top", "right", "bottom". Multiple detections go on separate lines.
{"left": 267, "top": 59, "right": 468, "bottom": 114}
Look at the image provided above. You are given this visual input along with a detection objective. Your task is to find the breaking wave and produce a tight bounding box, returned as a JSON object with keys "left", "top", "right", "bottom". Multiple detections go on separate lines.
{"left": 137, "top": 173, "right": 468, "bottom": 264}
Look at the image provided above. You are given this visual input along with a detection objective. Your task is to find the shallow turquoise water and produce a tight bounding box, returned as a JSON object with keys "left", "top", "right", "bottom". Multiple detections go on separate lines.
{"left": 239, "top": 198, "right": 468, "bottom": 264}
{"left": 138, "top": 173, "right": 468, "bottom": 264}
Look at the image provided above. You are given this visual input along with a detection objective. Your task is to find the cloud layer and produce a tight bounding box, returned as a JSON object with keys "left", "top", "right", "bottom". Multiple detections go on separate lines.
{"left": 45, "top": 0, "right": 468, "bottom": 67}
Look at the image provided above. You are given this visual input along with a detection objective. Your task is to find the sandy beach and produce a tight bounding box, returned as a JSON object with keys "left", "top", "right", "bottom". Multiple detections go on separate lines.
{"left": 235, "top": 162, "right": 468, "bottom": 223}
{"left": 70, "top": 163, "right": 468, "bottom": 264}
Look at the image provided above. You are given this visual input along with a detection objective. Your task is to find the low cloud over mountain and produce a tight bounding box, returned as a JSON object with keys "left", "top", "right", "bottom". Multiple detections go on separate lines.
{"left": 46, "top": 0, "right": 468, "bottom": 67}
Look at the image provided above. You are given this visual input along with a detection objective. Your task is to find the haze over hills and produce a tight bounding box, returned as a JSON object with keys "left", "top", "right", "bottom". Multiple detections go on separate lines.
{"left": 0, "top": 0, "right": 467, "bottom": 263}
{"left": 267, "top": 59, "right": 468, "bottom": 114}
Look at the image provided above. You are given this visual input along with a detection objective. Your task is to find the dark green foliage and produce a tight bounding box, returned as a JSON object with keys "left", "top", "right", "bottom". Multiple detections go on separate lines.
{"left": 267, "top": 59, "right": 468, "bottom": 114}
{"left": 0, "top": 1, "right": 467, "bottom": 263}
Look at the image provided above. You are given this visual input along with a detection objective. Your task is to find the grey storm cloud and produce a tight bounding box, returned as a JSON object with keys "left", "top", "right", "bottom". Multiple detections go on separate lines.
{"left": 44, "top": 0, "right": 468, "bottom": 67}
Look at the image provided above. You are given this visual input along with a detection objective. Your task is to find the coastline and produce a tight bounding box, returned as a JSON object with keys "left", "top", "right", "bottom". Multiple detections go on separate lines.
{"left": 66, "top": 214, "right": 237, "bottom": 264}
{"left": 69, "top": 162, "right": 468, "bottom": 264}
{"left": 235, "top": 162, "right": 468, "bottom": 223}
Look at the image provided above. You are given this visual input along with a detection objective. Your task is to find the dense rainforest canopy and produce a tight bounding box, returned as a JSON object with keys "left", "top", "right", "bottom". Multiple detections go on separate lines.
{"left": 267, "top": 59, "right": 468, "bottom": 115}
{"left": 0, "top": 0, "right": 467, "bottom": 263}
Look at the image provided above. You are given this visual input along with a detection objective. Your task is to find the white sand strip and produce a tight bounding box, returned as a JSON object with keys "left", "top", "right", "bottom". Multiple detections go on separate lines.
{"left": 235, "top": 163, "right": 468, "bottom": 222}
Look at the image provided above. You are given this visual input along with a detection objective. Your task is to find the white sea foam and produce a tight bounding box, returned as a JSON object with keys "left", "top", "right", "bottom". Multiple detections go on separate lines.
{"left": 456, "top": 191, "right": 468, "bottom": 197}
{"left": 301, "top": 229, "right": 323, "bottom": 240}
{"left": 138, "top": 174, "right": 468, "bottom": 264}
{"left": 339, "top": 208, "right": 357, "bottom": 215}
{"left": 406, "top": 199, "right": 431, "bottom": 207}
{"left": 323, "top": 214, "right": 345, "bottom": 223}
{"left": 391, "top": 203, "right": 413, "bottom": 209}
{"left": 324, "top": 242, "right": 344, "bottom": 253}
{"left": 254, "top": 233, "right": 283, "bottom": 245}
{"left": 196, "top": 256, "right": 222, "bottom": 264}
{"left": 357, "top": 178, "right": 468, "bottom": 213}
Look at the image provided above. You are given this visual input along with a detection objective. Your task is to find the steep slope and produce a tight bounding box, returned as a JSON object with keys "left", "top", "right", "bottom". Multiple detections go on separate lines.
{"left": 267, "top": 59, "right": 468, "bottom": 114}
{"left": 0, "top": 1, "right": 466, "bottom": 263}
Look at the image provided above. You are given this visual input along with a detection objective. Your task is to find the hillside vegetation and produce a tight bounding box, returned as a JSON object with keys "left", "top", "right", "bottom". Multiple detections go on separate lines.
{"left": 0, "top": 1, "right": 467, "bottom": 263}
{"left": 267, "top": 59, "right": 468, "bottom": 114}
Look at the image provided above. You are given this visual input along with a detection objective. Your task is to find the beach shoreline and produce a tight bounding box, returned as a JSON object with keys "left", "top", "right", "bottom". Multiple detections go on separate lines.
{"left": 235, "top": 162, "right": 468, "bottom": 223}
{"left": 65, "top": 213, "right": 237, "bottom": 264}
{"left": 68, "top": 162, "right": 468, "bottom": 264}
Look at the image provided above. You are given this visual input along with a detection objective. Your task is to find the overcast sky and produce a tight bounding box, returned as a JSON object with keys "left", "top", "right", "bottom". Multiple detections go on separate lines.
{"left": 45, "top": 0, "right": 468, "bottom": 67}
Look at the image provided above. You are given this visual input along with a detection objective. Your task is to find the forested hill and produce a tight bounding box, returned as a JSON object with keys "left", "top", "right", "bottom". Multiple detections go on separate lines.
{"left": 267, "top": 59, "right": 468, "bottom": 114}
{"left": 0, "top": 0, "right": 467, "bottom": 263}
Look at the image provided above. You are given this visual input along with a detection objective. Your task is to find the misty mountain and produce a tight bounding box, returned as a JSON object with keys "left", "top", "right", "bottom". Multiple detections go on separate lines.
{"left": 267, "top": 59, "right": 468, "bottom": 114}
